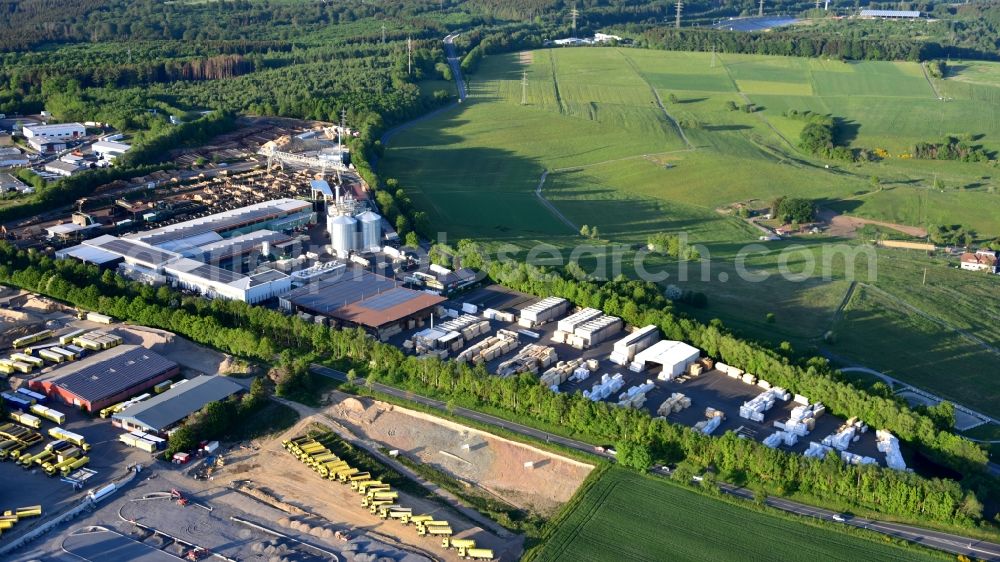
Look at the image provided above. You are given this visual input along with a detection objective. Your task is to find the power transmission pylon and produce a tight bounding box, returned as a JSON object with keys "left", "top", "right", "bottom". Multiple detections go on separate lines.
{"left": 407, "top": 37, "right": 412, "bottom": 76}
{"left": 521, "top": 71, "right": 528, "bottom": 105}
{"left": 571, "top": 6, "right": 579, "bottom": 33}
{"left": 675, "top": 0, "right": 683, "bottom": 28}
{"left": 381, "top": 24, "right": 386, "bottom": 44}
{"left": 758, "top": 0, "right": 764, "bottom": 17}
{"left": 711, "top": 45, "right": 717, "bottom": 68}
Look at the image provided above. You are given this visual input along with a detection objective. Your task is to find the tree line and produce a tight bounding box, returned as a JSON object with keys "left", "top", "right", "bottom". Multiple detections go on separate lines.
{"left": 0, "top": 244, "right": 994, "bottom": 532}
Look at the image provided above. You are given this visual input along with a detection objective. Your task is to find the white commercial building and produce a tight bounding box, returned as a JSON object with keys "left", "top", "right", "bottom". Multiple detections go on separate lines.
{"left": 92, "top": 140, "right": 131, "bottom": 159}
{"left": 55, "top": 199, "right": 313, "bottom": 304}
{"left": 0, "top": 147, "right": 29, "bottom": 168}
{"left": 44, "top": 160, "right": 81, "bottom": 177}
{"left": 21, "top": 122, "right": 85, "bottom": 139}
{"left": 28, "top": 136, "right": 66, "bottom": 153}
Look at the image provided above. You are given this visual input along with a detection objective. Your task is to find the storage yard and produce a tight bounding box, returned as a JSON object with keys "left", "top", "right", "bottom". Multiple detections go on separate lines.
{"left": 390, "top": 285, "right": 893, "bottom": 470}
{"left": 11, "top": 467, "right": 433, "bottom": 562}
{"left": 224, "top": 416, "right": 522, "bottom": 561}
{"left": 325, "top": 393, "right": 594, "bottom": 516}
{"left": 0, "top": 309, "right": 256, "bottom": 553}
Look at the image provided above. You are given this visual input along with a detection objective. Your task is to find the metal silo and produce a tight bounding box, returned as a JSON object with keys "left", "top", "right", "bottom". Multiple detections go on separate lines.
{"left": 328, "top": 213, "right": 358, "bottom": 257}
{"left": 357, "top": 210, "right": 382, "bottom": 251}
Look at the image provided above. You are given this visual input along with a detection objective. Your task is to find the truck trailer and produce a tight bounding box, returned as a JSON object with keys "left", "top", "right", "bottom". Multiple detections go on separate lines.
{"left": 9, "top": 411, "right": 41, "bottom": 429}
{"left": 459, "top": 547, "right": 495, "bottom": 560}
{"left": 31, "top": 404, "right": 66, "bottom": 425}
{"left": 48, "top": 427, "right": 90, "bottom": 451}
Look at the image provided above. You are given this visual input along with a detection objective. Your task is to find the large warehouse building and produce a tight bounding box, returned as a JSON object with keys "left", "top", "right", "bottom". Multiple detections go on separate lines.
{"left": 55, "top": 198, "right": 313, "bottom": 303}
{"left": 112, "top": 374, "right": 243, "bottom": 434}
{"left": 29, "top": 345, "right": 179, "bottom": 413}
{"left": 280, "top": 268, "right": 445, "bottom": 338}
{"left": 21, "top": 122, "right": 86, "bottom": 140}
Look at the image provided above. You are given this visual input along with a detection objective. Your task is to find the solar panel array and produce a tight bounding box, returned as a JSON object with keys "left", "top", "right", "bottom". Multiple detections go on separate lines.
{"left": 288, "top": 270, "right": 397, "bottom": 313}
{"left": 50, "top": 346, "right": 178, "bottom": 402}
{"left": 187, "top": 264, "right": 243, "bottom": 284}
{"left": 94, "top": 238, "right": 177, "bottom": 266}
{"left": 362, "top": 288, "right": 420, "bottom": 311}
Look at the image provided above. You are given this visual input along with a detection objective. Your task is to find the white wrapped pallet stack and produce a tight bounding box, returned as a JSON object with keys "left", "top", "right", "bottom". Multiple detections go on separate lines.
{"left": 841, "top": 451, "right": 878, "bottom": 466}
{"left": 804, "top": 441, "right": 833, "bottom": 459}
{"left": 583, "top": 373, "right": 625, "bottom": 402}
{"left": 876, "top": 429, "right": 907, "bottom": 471}
{"left": 739, "top": 388, "right": 781, "bottom": 421}
{"left": 820, "top": 417, "right": 864, "bottom": 451}
{"left": 763, "top": 432, "right": 782, "bottom": 448}
{"left": 609, "top": 325, "right": 660, "bottom": 365}
{"left": 695, "top": 415, "right": 722, "bottom": 435}
{"left": 570, "top": 366, "right": 591, "bottom": 382}
{"left": 782, "top": 402, "right": 822, "bottom": 437}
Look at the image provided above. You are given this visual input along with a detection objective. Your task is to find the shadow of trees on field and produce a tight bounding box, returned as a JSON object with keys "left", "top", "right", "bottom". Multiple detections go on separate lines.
{"left": 833, "top": 117, "right": 861, "bottom": 146}
{"left": 704, "top": 124, "right": 753, "bottom": 132}
{"left": 381, "top": 111, "right": 572, "bottom": 244}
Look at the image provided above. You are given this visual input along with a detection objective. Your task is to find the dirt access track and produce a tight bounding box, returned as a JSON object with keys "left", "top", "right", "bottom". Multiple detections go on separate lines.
{"left": 229, "top": 416, "right": 520, "bottom": 562}
{"left": 818, "top": 208, "right": 928, "bottom": 238}
{"left": 326, "top": 393, "right": 594, "bottom": 517}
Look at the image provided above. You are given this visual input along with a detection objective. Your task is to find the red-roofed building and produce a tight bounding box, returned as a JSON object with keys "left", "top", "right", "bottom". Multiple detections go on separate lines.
{"left": 960, "top": 249, "right": 999, "bottom": 273}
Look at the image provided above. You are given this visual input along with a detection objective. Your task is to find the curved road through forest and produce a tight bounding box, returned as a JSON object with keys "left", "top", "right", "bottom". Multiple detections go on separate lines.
{"left": 310, "top": 364, "right": 1000, "bottom": 561}
{"left": 376, "top": 32, "right": 467, "bottom": 152}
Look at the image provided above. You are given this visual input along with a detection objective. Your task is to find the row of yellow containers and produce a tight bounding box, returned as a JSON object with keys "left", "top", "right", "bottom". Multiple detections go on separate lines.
{"left": 99, "top": 377, "right": 179, "bottom": 419}
{"left": 8, "top": 405, "right": 66, "bottom": 428}
{"left": 0, "top": 505, "right": 43, "bottom": 537}
{"left": 282, "top": 433, "right": 495, "bottom": 559}
{"left": 0, "top": 424, "right": 90, "bottom": 476}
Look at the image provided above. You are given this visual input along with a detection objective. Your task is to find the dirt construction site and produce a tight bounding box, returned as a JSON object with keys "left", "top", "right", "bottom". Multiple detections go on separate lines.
{"left": 225, "top": 405, "right": 572, "bottom": 562}
{"left": 325, "top": 394, "right": 593, "bottom": 517}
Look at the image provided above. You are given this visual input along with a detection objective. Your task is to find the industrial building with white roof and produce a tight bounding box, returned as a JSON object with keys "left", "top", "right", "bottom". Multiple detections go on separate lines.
{"left": 56, "top": 198, "right": 314, "bottom": 303}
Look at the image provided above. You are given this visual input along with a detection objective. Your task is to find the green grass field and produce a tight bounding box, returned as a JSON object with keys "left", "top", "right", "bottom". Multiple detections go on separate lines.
{"left": 531, "top": 468, "right": 944, "bottom": 562}
{"left": 831, "top": 281, "right": 1000, "bottom": 417}
{"left": 380, "top": 47, "right": 1000, "bottom": 412}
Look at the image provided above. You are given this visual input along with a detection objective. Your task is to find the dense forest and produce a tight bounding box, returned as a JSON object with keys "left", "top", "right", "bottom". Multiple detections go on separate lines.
{"left": 0, "top": 243, "right": 994, "bottom": 533}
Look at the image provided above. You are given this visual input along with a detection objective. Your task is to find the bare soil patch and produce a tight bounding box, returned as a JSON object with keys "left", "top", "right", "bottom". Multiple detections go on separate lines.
{"left": 818, "top": 208, "right": 928, "bottom": 238}
{"left": 325, "top": 394, "right": 593, "bottom": 516}
{"left": 118, "top": 324, "right": 236, "bottom": 375}
{"left": 234, "top": 416, "right": 518, "bottom": 561}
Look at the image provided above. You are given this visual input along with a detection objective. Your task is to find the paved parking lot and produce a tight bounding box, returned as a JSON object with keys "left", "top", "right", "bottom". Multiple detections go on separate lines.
{"left": 0, "top": 405, "right": 154, "bottom": 525}
{"left": 392, "top": 284, "right": 884, "bottom": 465}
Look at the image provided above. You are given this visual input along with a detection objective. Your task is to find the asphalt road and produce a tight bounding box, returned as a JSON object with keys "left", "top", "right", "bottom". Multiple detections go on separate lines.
{"left": 375, "top": 32, "right": 467, "bottom": 153}
{"left": 714, "top": 480, "right": 1000, "bottom": 561}
{"left": 311, "top": 363, "right": 1000, "bottom": 560}
{"left": 443, "top": 33, "right": 467, "bottom": 101}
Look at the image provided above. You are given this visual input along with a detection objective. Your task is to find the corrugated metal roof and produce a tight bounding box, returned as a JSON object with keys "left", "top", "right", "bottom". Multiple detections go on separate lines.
{"left": 113, "top": 375, "right": 243, "bottom": 432}
{"left": 859, "top": 9, "right": 920, "bottom": 17}
{"left": 286, "top": 269, "right": 445, "bottom": 327}
{"left": 58, "top": 244, "right": 122, "bottom": 265}
{"left": 130, "top": 198, "right": 310, "bottom": 247}
{"left": 45, "top": 346, "right": 177, "bottom": 403}
{"left": 310, "top": 180, "right": 333, "bottom": 197}
{"left": 84, "top": 235, "right": 179, "bottom": 267}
